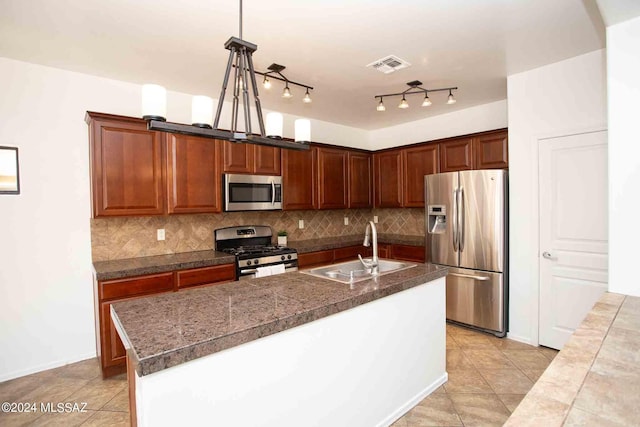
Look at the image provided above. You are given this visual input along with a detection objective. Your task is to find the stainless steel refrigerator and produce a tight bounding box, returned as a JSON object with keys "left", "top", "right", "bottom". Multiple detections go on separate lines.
{"left": 425, "top": 170, "right": 508, "bottom": 336}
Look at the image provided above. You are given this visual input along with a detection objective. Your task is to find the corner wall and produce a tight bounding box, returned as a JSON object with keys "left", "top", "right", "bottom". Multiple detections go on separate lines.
{"left": 607, "top": 16, "right": 640, "bottom": 297}
{"left": 506, "top": 50, "right": 607, "bottom": 344}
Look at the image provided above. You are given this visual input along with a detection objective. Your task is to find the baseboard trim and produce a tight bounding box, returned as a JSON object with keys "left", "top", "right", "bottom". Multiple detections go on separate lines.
{"left": 0, "top": 351, "right": 97, "bottom": 382}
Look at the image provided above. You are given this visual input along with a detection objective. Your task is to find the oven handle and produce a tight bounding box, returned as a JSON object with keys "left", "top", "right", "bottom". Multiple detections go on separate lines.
{"left": 242, "top": 263, "right": 297, "bottom": 274}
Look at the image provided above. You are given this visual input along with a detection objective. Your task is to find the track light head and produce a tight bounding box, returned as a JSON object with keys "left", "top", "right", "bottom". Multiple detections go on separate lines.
{"left": 422, "top": 94, "right": 432, "bottom": 107}
{"left": 303, "top": 88, "right": 312, "bottom": 103}
{"left": 447, "top": 89, "right": 456, "bottom": 104}
{"left": 376, "top": 98, "right": 386, "bottom": 111}
{"left": 398, "top": 96, "right": 409, "bottom": 109}
{"left": 263, "top": 76, "right": 271, "bottom": 89}
{"left": 282, "top": 84, "right": 292, "bottom": 98}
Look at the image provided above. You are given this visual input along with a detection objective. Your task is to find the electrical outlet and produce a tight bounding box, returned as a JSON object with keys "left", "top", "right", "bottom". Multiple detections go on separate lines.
{"left": 157, "top": 229, "right": 165, "bottom": 241}
{"left": 298, "top": 219, "right": 304, "bottom": 229}
{"left": 373, "top": 216, "right": 379, "bottom": 224}
{"left": 344, "top": 217, "right": 349, "bottom": 225}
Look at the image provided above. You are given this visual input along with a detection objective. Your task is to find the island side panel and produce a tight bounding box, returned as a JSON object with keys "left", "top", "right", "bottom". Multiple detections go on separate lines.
{"left": 134, "top": 277, "right": 446, "bottom": 427}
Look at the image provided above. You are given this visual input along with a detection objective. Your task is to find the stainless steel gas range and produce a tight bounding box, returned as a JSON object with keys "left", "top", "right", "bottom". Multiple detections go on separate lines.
{"left": 214, "top": 225, "right": 298, "bottom": 279}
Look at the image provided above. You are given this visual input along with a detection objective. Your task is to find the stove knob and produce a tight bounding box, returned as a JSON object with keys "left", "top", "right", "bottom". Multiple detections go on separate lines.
{"left": 253, "top": 259, "right": 259, "bottom": 265}
{"left": 281, "top": 255, "right": 285, "bottom": 261}
{"left": 287, "top": 255, "right": 292, "bottom": 260}
{"left": 246, "top": 261, "right": 251, "bottom": 266}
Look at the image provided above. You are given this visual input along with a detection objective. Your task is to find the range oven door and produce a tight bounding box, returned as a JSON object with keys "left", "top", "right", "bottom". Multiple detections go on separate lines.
{"left": 224, "top": 174, "right": 282, "bottom": 211}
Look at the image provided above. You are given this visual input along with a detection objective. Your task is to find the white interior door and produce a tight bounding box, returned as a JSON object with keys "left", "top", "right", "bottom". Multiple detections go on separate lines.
{"left": 539, "top": 130, "right": 608, "bottom": 350}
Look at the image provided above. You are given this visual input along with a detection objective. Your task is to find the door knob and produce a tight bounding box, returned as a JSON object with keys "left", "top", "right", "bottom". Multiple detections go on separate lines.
{"left": 542, "top": 251, "right": 554, "bottom": 259}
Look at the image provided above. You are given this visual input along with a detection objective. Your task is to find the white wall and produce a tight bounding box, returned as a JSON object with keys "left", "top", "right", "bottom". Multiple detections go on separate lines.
{"left": 607, "top": 16, "right": 640, "bottom": 297}
{"left": 368, "top": 100, "right": 508, "bottom": 150}
{"left": 507, "top": 50, "right": 607, "bottom": 345}
{"left": 0, "top": 57, "right": 367, "bottom": 381}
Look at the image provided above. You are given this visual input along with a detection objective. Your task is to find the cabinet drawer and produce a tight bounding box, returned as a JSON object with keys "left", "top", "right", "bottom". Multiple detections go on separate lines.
{"left": 298, "top": 250, "right": 334, "bottom": 268}
{"left": 176, "top": 264, "right": 236, "bottom": 289}
{"left": 99, "top": 272, "right": 174, "bottom": 301}
{"left": 391, "top": 244, "right": 426, "bottom": 262}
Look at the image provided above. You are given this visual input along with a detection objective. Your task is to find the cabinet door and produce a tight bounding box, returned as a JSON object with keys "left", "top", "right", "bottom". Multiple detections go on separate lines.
{"left": 282, "top": 147, "right": 317, "bottom": 210}
{"left": 391, "top": 244, "right": 426, "bottom": 262}
{"left": 254, "top": 145, "right": 281, "bottom": 175}
{"left": 222, "top": 140, "right": 253, "bottom": 174}
{"left": 348, "top": 152, "right": 372, "bottom": 208}
{"left": 166, "top": 135, "right": 221, "bottom": 213}
{"left": 440, "top": 137, "right": 474, "bottom": 172}
{"left": 99, "top": 299, "right": 128, "bottom": 377}
{"left": 88, "top": 114, "right": 165, "bottom": 217}
{"left": 317, "top": 147, "right": 348, "bottom": 209}
{"left": 475, "top": 130, "right": 508, "bottom": 169}
{"left": 374, "top": 150, "right": 403, "bottom": 208}
{"left": 403, "top": 144, "right": 439, "bottom": 207}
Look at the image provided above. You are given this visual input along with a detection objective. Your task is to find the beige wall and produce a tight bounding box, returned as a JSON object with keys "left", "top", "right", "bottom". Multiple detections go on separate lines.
{"left": 91, "top": 208, "right": 426, "bottom": 261}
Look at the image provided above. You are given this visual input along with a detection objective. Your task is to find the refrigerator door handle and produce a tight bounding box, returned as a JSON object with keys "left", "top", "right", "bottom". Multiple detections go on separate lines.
{"left": 449, "top": 272, "right": 490, "bottom": 281}
{"left": 452, "top": 189, "right": 459, "bottom": 252}
{"left": 458, "top": 187, "right": 465, "bottom": 252}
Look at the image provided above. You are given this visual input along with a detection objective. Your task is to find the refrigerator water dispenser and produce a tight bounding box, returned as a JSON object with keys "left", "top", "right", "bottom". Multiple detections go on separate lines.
{"left": 427, "top": 205, "right": 447, "bottom": 234}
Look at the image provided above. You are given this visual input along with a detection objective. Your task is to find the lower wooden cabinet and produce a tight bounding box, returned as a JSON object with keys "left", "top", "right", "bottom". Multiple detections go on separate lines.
{"left": 95, "top": 264, "right": 235, "bottom": 378}
{"left": 297, "top": 244, "right": 423, "bottom": 269}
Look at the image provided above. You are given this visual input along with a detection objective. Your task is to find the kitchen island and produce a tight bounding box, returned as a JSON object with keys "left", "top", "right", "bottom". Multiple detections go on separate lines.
{"left": 111, "top": 263, "right": 448, "bottom": 427}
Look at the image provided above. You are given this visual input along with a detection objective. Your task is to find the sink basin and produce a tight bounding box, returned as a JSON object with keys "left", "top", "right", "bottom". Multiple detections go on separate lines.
{"left": 300, "top": 258, "right": 417, "bottom": 284}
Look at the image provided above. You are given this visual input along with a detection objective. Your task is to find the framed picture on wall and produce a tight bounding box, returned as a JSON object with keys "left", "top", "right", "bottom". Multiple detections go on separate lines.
{"left": 0, "top": 146, "right": 20, "bottom": 194}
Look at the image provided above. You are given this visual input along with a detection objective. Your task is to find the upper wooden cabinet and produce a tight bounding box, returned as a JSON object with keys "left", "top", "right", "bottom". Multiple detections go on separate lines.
{"left": 402, "top": 144, "right": 439, "bottom": 208}
{"left": 317, "top": 147, "right": 348, "bottom": 209}
{"left": 475, "top": 130, "right": 508, "bottom": 169}
{"left": 440, "top": 137, "right": 474, "bottom": 172}
{"left": 439, "top": 130, "right": 508, "bottom": 173}
{"left": 374, "top": 149, "right": 403, "bottom": 208}
{"left": 348, "top": 152, "right": 373, "bottom": 208}
{"left": 166, "top": 134, "right": 222, "bottom": 214}
{"left": 221, "top": 141, "right": 281, "bottom": 175}
{"left": 282, "top": 146, "right": 317, "bottom": 210}
{"left": 87, "top": 112, "right": 165, "bottom": 217}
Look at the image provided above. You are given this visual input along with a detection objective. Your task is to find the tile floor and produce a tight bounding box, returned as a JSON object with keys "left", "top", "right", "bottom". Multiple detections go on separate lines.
{"left": 0, "top": 323, "right": 556, "bottom": 427}
{"left": 393, "top": 323, "right": 558, "bottom": 427}
{"left": 0, "top": 358, "right": 129, "bottom": 426}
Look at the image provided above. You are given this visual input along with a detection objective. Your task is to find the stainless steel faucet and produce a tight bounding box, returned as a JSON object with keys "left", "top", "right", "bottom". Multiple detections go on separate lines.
{"left": 358, "top": 221, "right": 379, "bottom": 275}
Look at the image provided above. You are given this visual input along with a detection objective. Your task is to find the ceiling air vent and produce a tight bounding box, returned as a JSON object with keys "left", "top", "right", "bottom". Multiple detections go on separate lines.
{"left": 366, "top": 55, "right": 411, "bottom": 74}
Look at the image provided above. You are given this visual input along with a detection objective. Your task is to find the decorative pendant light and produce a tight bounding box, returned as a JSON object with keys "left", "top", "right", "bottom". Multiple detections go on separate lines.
{"left": 141, "top": 0, "right": 312, "bottom": 150}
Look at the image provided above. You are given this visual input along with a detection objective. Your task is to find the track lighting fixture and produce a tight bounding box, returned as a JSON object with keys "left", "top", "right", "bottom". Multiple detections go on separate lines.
{"left": 375, "top": 80, "right": 458, "bottom": 111}
{"left": 141, "top": 0, "right": 312, "bottom": 150}
{"left": 259, "top": 63, "right": 313, "bottom": 103}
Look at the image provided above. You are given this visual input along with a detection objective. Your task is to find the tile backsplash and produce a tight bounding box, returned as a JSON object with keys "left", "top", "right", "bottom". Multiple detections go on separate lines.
{"left": 90, "top": 208, "right": 425, "bottom": 261}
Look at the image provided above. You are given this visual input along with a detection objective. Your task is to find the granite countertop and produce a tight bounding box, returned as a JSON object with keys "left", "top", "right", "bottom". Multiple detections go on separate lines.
{"left": 93, "top": 250, "right": 236, "bottom": 281}
{"left": 111, "top": 263, "right": 447, "bottom": 376}
{"left": 505, "top": 292, "right": 640, "bottom": 426}
{"left": 289, "top": 233, "right": 425, "bottom": 254}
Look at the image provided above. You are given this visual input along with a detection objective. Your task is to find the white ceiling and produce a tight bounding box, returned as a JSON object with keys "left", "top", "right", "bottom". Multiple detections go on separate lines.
{"left": 0, "top": 0, "right": 607, "bottom": 130}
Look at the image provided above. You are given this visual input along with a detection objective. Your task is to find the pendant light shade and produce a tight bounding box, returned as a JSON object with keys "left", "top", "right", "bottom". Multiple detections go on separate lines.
{"left": 142, "top": 84, "right": 167, "bottom": 121}
{"left": 398, "top": 96, "right": 409, "bottom": 109}
{"left": 421, "top": 94, "right": 432, "bottom": 107}
{"left": 266, "top": 112, "right": 284, "bottom": 138}
{"left": 376, "top": 98, "right": 386, "bottom": 111}
{"left": 295, "top": 119, "right": 311, "bottom": 143}
{"left": 191, "top": 95, "right": 214, "bottom": 128}
{"left": 263, "top": 76, "right": 271, "bottom": 89}
{"left": 303, "top": 89, "right": 312, "bottom": 103}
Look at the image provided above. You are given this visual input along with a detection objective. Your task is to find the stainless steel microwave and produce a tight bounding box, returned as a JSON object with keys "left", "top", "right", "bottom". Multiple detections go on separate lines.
{"left": 224, "top": 174, "right": 282, "bottom": 211}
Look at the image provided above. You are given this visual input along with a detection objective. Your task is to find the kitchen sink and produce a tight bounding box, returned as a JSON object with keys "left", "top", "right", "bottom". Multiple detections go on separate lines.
{"left": 300, "top": 258, "right": 417, "bottom": 284}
